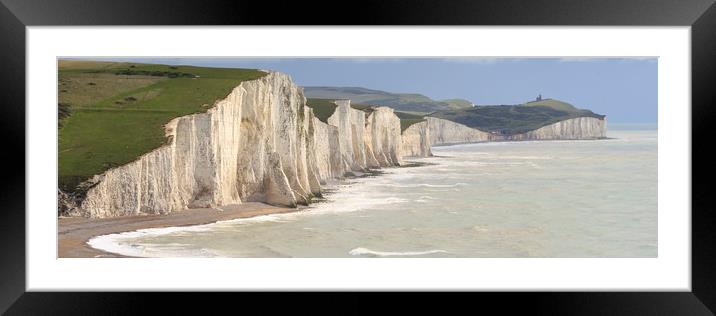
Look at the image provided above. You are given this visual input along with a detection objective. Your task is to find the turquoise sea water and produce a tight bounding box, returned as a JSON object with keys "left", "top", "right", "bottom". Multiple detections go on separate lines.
{"left": 89, "top": 127, "right": 657, "bottom": 258}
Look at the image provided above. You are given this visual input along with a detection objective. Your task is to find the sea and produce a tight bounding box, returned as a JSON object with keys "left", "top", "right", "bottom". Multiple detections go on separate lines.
{"left": 88, "top": 125, "right": 657, "bottom": 258}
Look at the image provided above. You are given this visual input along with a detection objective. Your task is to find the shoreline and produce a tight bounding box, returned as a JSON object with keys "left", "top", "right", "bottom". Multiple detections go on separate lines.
{"left": 58, "top": 202, "right": 300, "bottom": 258}
{"left": 429, "top": 137, "right": 612, "bottom": 148}
{"left": 57, "top": 136, "right": 614, "bottom": 258}
{"left": 57, "top": 164, "right": 411, "bottom": 258}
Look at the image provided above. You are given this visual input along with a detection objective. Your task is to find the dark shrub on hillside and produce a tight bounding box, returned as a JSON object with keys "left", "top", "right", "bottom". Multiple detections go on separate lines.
{"left": 58, "top": 103, "right": 72, "bottom": 128}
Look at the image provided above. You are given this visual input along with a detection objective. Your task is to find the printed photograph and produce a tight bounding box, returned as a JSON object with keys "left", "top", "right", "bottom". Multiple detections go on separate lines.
{"left": 57, "top": 57, "right": 657, "bottom": 258}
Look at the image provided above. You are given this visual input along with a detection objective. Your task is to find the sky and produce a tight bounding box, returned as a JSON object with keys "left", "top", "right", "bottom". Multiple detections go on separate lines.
{"left": 86, "top": 57, "right": 657, "bottom": 123}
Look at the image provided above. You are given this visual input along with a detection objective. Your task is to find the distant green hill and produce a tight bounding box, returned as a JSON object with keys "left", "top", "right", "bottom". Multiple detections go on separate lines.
{"left": 441, "top": 98, "right": 474, "bottom": 108}
{"left": 303, "top": 86, "right": 473, "bottom": 113}
{"left": 429, "top": 99, "right": 605, "bottom": 135}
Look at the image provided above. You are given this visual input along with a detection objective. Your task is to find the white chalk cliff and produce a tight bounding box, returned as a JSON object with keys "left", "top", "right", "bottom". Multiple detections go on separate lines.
{"left": 401, "top": 121, "right": 432, "bottom": 157}
{"left": 504, "top": 117, "right": 607, "bottom": 141}
{"left": 307, "top": 114, "right": 343, "bottom": 183}
{"left": 76, "top": 74, "right": 406, "bottom": 218}
{"left": 326, "top": 100, "right": 368, "bottom": 171}
{"left": 425, "top": 117, "right": 494, "bottom": 145}
{"left": 80, "top": 72, "right": 317, "bottom": 217}
{"left": 65, "top": 71, "right": 606, "bottom": 218}
{"left": 400, "top": 117, "right": 496, "bottom": 157}
{"left": 364, "top": 106, "right": 404, "bottom": 167}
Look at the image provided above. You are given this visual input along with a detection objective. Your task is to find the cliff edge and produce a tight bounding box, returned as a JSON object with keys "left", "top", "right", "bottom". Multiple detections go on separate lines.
{"left": 69, "top": 73, "right": 408, "bottom": 218}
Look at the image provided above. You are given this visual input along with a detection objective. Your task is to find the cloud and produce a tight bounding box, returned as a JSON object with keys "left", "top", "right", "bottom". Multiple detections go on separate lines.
{"left": 557, "top": 57, "right": 657, "bottom": 62}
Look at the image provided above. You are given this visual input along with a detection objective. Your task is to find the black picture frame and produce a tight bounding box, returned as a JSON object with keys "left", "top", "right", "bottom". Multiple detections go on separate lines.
{"left": 1, "top": 0, "right": 714, "bottom": 314}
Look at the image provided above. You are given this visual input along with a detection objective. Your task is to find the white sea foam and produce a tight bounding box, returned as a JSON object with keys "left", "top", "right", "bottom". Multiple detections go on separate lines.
{"left": 387, "top": 183, "right": 467, "bottom": 188}
{"left": 415, "top": 195, "right": 437, "bottom": 203}
{"left": 87, "top": 214, "right": 290, "bottom": 257}
{"left": 89, "top": 234, "right": 223, "bottom": 258}
{"left": 87, "top": 224, "right": 211, "bottom": 257}
{"left": 348, "top": 247, "right": 448, "bottom": 257}
{"left": 488, "top": 156, "right": 553, "bottom": 160}
{"left": 213, "top": 214, "right": 289, "bottom": 226}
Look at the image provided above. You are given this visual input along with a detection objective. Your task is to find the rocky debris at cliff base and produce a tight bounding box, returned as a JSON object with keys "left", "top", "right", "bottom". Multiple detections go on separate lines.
{"left": 400, "top": 161, "right": 438, "bottom": 168}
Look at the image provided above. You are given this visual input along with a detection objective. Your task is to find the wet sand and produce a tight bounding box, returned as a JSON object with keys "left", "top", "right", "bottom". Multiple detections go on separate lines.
{"left": 58, "top": 202, "right": 297, "bottom": 258}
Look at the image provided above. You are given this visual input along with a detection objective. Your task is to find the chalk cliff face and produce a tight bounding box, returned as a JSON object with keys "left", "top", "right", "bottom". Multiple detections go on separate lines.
{"left": 80, "top": 72, "right": 321, "bottom": 217}
{"left": 364, "top": 107, "right": 404, "bottom": 167}
{"left": 400, "top": 117, "right": 491, "bottom": 157}
{"left": 505, "top": 117, "right": 607, "bottom": 141}
{"left": 327, "top": 100, "right": 368, "bottom": 171}
{"left": 425, "top": 117, "right": 493, "bottom": 145}
{"left": 307, "top": 116, "right": 344, "bottom": 183}
{"left": 401, "top": 121, "right": 432, "bottom": 157}
{"left": 75, "top": 74, "right": 407, "bottom": 218}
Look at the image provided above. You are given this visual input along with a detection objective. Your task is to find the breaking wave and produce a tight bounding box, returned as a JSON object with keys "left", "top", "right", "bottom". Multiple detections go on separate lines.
{"left": 349, "top": 247, "right": 447, "bottom": 257}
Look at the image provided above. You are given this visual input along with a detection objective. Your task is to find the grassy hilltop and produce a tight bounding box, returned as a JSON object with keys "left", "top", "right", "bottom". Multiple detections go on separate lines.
{"left": 429, "top": 98, "right": 605, "bottom": 135}
{"left": 58, "top": 60, "right": 265, "bottom": 192}
{"left": 523, "top": 99, "right": 579, "bottom": 111}
{"left": 305, "top": 98, "right": 339, "bottom": 123}
{"left": 306, "top": 98, "right": 426, "bottom": 131}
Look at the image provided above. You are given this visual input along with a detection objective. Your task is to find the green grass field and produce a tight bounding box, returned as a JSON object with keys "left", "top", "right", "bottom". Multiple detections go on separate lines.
{"left": 394, "top": 111, "right": 426, "bottom": 131}
{"left": 305, "top": 98, "right": 338, "bottom": 123}
{"left": 349, "top": 103, "right": 376, "bottom": 113}
{"left": 58, "top": 60, "right": 266, "bottom": 192}
{"left": 305, "top": 98, "right": 377, "bottom": 122}
{"left": 306, "top": 98, "right": 425, "bottom": 132}
{"left": 523, "top": 98, "right": 578, "bottom": 112}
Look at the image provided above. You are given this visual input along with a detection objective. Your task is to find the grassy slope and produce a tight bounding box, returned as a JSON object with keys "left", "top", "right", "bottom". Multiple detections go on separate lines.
{"left": 353, "top": 103, "right": 426, "bottom": 132}
{"left": 305, "top": 99, "right": 378, "bottom": 123}
{"left": 58, "top": 60, "right": 266, "bottom": 191}
{"left": 305, "top": 98, "right": 338, "bottom": 123}
{"left": 394, "top": 111, "right": 426, "bottom": 132}
{"left": 349, "top": 103, "right": 376, "bottom": 113}
{"left": 430, "top": 99, "right": 605, "bottom": 135}
{"left": 306, "top": 98, "right": 425, "bottom": 132}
